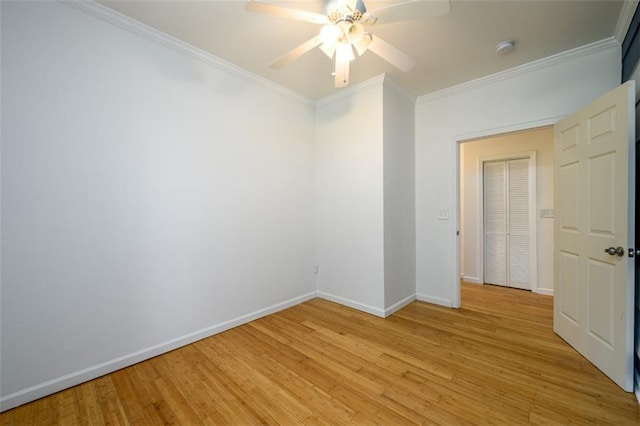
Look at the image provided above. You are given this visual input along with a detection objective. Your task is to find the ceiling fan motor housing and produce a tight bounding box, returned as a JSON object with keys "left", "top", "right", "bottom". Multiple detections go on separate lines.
{"left": 328, "top": 0, "right": 366, "bottom": 23}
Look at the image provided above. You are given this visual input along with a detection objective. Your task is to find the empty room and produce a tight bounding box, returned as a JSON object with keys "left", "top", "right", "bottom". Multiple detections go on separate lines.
{"left": 2, "top": 0, "right": 640, "bottom": 424}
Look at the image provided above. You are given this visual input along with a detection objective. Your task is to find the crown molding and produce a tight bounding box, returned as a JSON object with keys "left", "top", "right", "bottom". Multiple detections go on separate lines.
{"left": 58, "top": 0, "right": 313, "bottom": 107}
{"left": 383, "top": 75, "right": 417, "bottom": 105}
{"left": 615, "top": 0, "right": 639, "bottom": 42}
{"left": 315, "top": 74, "right": 386, "bottom": 108}
{"left": 416, "top": 37, "right": 620, "bottom": 105}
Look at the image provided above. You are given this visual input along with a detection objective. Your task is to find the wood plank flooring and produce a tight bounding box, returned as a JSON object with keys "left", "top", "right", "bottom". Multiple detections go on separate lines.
{"left": 2, "top": 283, "right": 639, "bottom": 425}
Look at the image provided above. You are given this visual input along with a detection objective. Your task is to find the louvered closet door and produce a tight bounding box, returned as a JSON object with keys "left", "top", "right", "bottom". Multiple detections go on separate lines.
{"left": 484, "top": 158, "right": 531, "bottom": 289}
{"left": 484, "top": 161, "right": 507, "bottom": 285}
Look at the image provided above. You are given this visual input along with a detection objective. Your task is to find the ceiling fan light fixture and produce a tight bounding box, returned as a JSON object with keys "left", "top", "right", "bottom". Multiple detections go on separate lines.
{"left": 346, "top": 21, "right": 365, "bottom": 44}
{"left": 319, "top": 42, "right": 337, "bottom": 59}
{"left": 336, "top": 42, "right": 355, "bottom": 63}
{"left": 244, "top": 0, "right": 439, "bottom": 89}
{"left": 353, "top": 32, "right": 372, "bottom": 55}
{"left": 319, "top": 24, "right": 341, "bottom": 45}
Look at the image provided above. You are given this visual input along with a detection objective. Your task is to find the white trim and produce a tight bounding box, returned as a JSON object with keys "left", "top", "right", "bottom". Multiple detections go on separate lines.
{"left": 0, "top": 291, "right": 317, "bottom": 412}
{"left": 459, "top": 143, "right": 465, "bottom": 294}
{"left": 416, "top": 293, "right": 454, "bottom": 308}
{"left": 315, "top": 74, "right": 386, "bottom": 108}
{"left": 615, "top": 0, "right": 640, "bottom": 43}
{"left": 316, "top": 291, "right": 386, "bottom": 317}
{"left": 59, "top": 0, "right": 312, "bottom": 107}
{"left": 478, "top": 150, "right": 536, "bottom": 162}
{"left": 453, "top": 117, "right": 563, "bottom": 309}
{"left": 384, "top": 294, "right": 417, "bottom": 317}
{"left": 417, "top": 38, "right": 620, "bottom": 105}
{"left": 455, "top": 118, "right": 566, "bottom": 144}
{"left": 635, "top": 369, "right": 640, "bottom": 404}
{"left": 462, "top": 276, "right": 483, "bottom": 284}
{"left": 453, "top": 140, "right": 462, "bottom": 308}
{"left": 534, "top": 288, "right": 554, "bottom": 296}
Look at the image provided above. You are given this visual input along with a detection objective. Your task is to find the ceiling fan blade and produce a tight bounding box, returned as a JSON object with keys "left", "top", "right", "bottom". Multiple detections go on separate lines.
{"left": 245, "top": 1, "right": 328, "bottom": 25}
{"left": 368, "top": 0, "right": 450, "bottom": 24}
{"left": 345, "top": 0, "right": 359, "bottom": 12}
{"left": 360, "top": 13, "right": 378, "bottom": 26}
{"left": 270, "top": 36, "right": 322, "bottom": 70}
{"left": 367, "top": 35, "right": 416, "bottom": 72}
{"left": 334, "top": 60, "right": 350, "bottom": 88}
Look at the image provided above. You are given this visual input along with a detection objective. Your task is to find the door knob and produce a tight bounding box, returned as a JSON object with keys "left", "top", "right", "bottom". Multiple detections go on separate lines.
{"left": 604, "top": 246, "right": 625, "bottom": 256}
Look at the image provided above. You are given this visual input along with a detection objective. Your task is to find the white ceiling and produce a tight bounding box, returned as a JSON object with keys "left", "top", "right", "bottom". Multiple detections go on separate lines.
{"left": 97, "top": 0, "right": 630, "bottom": 100}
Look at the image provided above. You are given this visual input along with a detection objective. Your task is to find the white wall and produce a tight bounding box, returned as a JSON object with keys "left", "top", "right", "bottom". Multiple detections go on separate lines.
{"left": 315, "top": 80, "right": 385, "bottom": 315}
{"left": 1, "top": 1, "right": 316, "bottom": 410}
{"left": 416, "top": 41, "right": 621, "bottom": 307}
{"left": 315, "top": 77, "right": 416, "bottom": 317}
{"left": 383, "top": 81, "right": 416, "bottom": 312}
{"left": 460, "top": 127, "right": 554, "bottom": 294}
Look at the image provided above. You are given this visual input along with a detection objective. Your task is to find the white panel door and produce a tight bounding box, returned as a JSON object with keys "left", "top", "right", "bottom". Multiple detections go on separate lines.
{"left": 554, "top": 81, "right": 635, "bottom": 392}
{"left": 484, "top": 158, "right": 531, "bottom": 289}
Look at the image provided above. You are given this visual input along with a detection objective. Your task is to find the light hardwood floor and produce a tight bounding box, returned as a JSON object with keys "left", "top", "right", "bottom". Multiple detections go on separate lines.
{"left": 2, "top": 283, "right": 639, "bottom": 425}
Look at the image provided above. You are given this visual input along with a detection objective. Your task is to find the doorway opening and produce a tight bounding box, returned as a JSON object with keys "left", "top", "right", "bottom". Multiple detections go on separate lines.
{"left": 458, "top": 126, "right": 554, "bottom": 305}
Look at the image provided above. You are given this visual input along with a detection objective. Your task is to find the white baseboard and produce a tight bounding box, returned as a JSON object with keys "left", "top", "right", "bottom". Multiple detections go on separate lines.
{"left": 462, "top": 276, "right": 483, "bottom": 284}
{"left": 416, "top": 293, "right": 454, "bottom": 308}
{"left": 0, "top": 291, "right": 317, "bottom": 412}
{"left": 384, "top": 294, "right": 417, "bottom": 317}
{"left": 317, "top": 291, "right": 385, "bottom": 318}
{"left": 533, "top": 288, "right": 554, "bottom": 296}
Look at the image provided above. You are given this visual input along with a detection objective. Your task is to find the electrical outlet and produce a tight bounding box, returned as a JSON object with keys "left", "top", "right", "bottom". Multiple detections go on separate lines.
{"left": 438, "top": 209, "right": 449, "bottom": 220}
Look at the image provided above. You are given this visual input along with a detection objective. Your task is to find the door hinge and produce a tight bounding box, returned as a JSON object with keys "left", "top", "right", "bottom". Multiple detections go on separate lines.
{"left": 628, "top": 248, "right": 640, "bottom": 258}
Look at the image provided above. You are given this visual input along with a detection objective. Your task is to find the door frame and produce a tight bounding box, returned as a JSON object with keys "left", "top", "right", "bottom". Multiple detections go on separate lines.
{"left": 453, "top": 116, "right": 564, "bottom": 308}
{"left": 479, "top": 151, "right": 537, "bottom": 290}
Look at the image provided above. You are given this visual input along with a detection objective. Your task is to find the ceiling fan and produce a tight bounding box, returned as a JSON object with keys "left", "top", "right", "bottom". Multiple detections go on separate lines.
{"left": 245, "top": 0, "right": 450, "bottom": 88}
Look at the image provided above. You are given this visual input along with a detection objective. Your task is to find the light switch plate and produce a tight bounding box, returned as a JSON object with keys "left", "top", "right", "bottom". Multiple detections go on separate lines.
{"left": 540, "top": 209, "right": 554, "bottom": 218}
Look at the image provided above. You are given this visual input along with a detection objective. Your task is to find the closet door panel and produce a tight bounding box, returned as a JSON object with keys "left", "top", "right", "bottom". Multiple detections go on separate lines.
{"left": 508, "top": 159, "right": 530, "bottom": 289}
{"left": 484, "top": 161, "right": 507, "bottom": 286}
